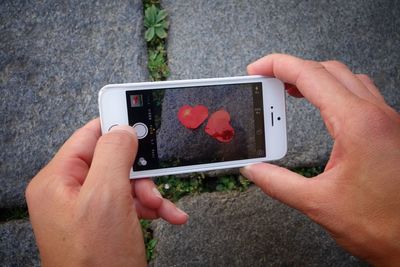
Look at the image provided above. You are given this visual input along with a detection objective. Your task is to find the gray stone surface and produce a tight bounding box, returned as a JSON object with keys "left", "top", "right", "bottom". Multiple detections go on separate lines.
{"left": 151, "top": 186, "right": 367, "bottom": 267}
{"left": 157, "top": 85, "right": 257, "bottom": 164}
{"left": 163, "top": 0, "right": 400, "bottom": 168}
{"left": 0, "top": 0, "right": 148, "bottom": 208}
{"left": 0, "top": 220, "right": 40, "bottom": 267}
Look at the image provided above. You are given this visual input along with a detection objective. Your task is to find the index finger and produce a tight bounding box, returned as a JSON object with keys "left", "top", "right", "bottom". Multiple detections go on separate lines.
{"left": 247, "top": 54, "right": 358, "bottom": 115}
{"left": 49, "top": 118, "right": 101, "bottom": 185}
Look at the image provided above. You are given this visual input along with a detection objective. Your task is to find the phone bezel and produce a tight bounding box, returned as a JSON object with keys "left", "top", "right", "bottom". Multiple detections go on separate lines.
{"left": 99, "top": 75, "right": 287, "bottom": 178}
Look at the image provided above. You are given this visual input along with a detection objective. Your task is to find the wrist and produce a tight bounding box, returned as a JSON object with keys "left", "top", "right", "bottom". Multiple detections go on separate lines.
{"left": 368, "top": 240, "right": 400, "bottom": 267}
{"left": 360, "top": 221, "right": 400, "bottom": 266}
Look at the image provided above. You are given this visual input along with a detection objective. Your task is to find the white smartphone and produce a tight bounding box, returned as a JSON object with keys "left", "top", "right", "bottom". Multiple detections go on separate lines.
{"left": 98, "top": 75, "right": 287, "bottom": 178}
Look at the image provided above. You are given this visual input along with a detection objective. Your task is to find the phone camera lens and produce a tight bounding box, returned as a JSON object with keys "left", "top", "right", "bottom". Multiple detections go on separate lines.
{"left": 277, "top": 117, "right": 281, "bottom": 121}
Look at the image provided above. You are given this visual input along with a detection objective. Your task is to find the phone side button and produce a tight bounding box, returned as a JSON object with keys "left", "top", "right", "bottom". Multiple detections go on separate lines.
{"left": 132, "top": 123, "right": 148, "bottom": 139}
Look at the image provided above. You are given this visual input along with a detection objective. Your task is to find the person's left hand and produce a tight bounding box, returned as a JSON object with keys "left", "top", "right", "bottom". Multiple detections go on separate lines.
{"left": 26, "top": 119, "right": 188, "bottom": 267}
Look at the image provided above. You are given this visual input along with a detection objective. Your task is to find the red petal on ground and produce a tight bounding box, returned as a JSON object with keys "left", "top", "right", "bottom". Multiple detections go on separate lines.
{"left": 178, "top": 105, "right": 209, "bottom": 129}
{"left": 205, "top": 110, "right": 235, "bottom": 143}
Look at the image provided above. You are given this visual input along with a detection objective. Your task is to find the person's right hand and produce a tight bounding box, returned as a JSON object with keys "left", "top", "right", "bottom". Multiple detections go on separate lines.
{"left": 241, "top": 54, "right": 400, "bottom": 266}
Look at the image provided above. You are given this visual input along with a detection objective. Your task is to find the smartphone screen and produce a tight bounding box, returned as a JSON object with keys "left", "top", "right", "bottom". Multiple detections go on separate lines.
{"left": 126, "top": 83, "right": 266, "bottom": 171}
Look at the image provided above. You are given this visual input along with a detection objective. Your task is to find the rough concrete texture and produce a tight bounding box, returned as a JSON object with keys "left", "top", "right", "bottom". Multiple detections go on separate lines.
{"left": 163, "top": 0, "right": 400, "bottom": 168}
{"left": 0, "top": 220, "right": 40, "bottom": 267}
{"left": 151, "top": 186, "right": 367, "bottom": 267}
{"left": 0, "top": 0, "right": 148, "bottom": 208}
{"left": 157, "top": 85, "right": 257, "bottom": 164}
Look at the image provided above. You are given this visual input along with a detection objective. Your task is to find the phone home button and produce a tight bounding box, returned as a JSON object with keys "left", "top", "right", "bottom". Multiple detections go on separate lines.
{"left": 132, "top": 123, "right": 148, "bottom": 139}
{"left": 108, "top": 124, "right": 119, "bottom": 131}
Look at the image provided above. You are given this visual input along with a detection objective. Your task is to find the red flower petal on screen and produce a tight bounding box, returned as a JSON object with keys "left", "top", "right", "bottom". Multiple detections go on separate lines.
{"left": 178, "top": 105, "right": 209, "bottom": 129}
{"left": 205, "top": 109, "right": 235, "bottom": 143}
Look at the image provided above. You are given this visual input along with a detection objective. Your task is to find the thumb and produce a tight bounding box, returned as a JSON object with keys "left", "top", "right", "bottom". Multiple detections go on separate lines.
{"left": 240, "top": 163, "right": 317, "bottom": 212}
{"left": 83, "top": 125, "right": 138, "bottom": 189}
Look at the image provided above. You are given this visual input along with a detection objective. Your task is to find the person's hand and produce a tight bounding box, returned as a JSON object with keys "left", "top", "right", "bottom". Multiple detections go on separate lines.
{"left": 26, "top": 119, "right": 188, "bottom": 267}
{"left": 241, "top": 54, "right": 400, "bottom": 266}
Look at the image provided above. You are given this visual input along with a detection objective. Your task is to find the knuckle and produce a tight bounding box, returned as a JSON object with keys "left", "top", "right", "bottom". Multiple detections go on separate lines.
{"left": 354, "top": 102, "right": 394, "bottom": 135}
{"left": 296, "top": 60, "right": 325, "bottom": 84}
{"left": 300, "top": 189, "right": 329, "bottom": 223}
{"left": 25, "top": 176, "right": 53, "bottom": 204}
{"left": 25, "top": 175, "right": 54, "bottom": 203}
{"left": 302, "top": 59, "right": 324, "bottom": 70}
{"left": 302, "top": 194, "right": 321, "bottom": 220}
{"left": 301, "top": 197, "right": 323, "bottom": 221}
{"left": 357, "top": 74, "right": 373, "bottom": 84}
{"left": 324, "top": 60, "right": 348, "bottom": 70}
{"left": 296, "top": 179, "right": 326, "bottom": 222}
{"left": 259, "top": 180, "right": 278, "bottom": 200}
{"left": 75, "top": 126, "right": 98, "bottom": 139}
{"left": 25, "top": 181, "right": 37, "bottom": 203}
{"left": 97, "top": 131, "right": 136, "bottom": 150}
{"left": 361, "top": 103, "right": 388, "bottom": 123}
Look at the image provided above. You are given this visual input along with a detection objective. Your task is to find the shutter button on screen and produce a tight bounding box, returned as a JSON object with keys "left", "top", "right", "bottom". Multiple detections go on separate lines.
{"left": 132, "top": 123, "right": 148, "bottom": 139}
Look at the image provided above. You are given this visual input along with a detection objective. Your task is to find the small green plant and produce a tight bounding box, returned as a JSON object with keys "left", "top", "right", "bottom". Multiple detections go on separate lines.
{"left": 140, "top": 219, "right": 157, "bottom": 261}
{"left": 216, "top": 175, "right": 251, "bottom": 192}
{"left": 238, "top": 174, "right": 251, "bottom": 189}
{"left": 143, "top": 3, "right": 170, "bottom": 81}
{"left": 216, "top": 176, "right": 237, "bottom": 192}
{"left": 148, "top": 44, "right": 170, "bottom": 81}
{"left": 143, "top": 0, "right": 161, "bottom": 9}
{"left": 146, "top": 238, "right": 157, "bottom": 261}
{"left": 156, "top": 173, "right": 251, "bottom": 201}
{"left": 156, "top": 174, "right": 204, "bottom": 202}
{"left": 144, "top": 5, "right": 169, "bottom": 43}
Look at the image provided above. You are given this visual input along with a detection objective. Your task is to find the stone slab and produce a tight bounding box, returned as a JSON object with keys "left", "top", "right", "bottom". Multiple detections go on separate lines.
{"left": 0, "top": 0, "right": 148, "bottom": 208}
{"left": 0, "top": 220, "right": 40, "bottom": 267}
{"left": 151, "top": 186, "right": 367, "bottom": 266}
{"left": 163, "top": 0, "right": 400, "bottom": 169}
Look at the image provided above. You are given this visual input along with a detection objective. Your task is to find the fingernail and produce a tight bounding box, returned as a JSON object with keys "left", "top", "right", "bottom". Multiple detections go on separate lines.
{"left": 152, "top": 187, "right": 162, "bottom": 199}
{"left": 240, "top": 165, "right": 254, "bottom": 181}
{"left": 176, "top": 207, "right": 188, "bottom": 218}
{"left": 109, "top": 125, "right": 136, "bottom": 137}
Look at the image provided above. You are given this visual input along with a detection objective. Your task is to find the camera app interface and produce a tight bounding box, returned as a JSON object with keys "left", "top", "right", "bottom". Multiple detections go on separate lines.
{"left": 126, "top": 82, "right": 266, "bottom": 171}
